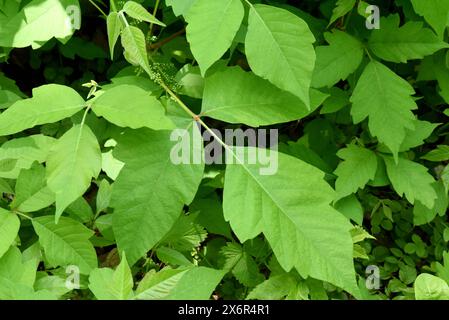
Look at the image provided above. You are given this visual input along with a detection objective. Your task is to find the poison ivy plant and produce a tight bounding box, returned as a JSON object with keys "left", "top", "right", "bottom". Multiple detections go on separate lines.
{"left": 0, "top": 0, "right": 448, "bottom": 301}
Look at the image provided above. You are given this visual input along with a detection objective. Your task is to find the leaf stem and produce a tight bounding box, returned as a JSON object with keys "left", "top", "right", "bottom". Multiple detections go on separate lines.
{"left": 88, "top": 0, "right": 107, "bottom": 17}
{"left": 110, "top": 0, "right": 117, "bottom": 12}
{"left": 14, "top": 210, "right": 33, "bottom": 220}
{"left": 148, "top": 0, "right": 161, "bottom": 39}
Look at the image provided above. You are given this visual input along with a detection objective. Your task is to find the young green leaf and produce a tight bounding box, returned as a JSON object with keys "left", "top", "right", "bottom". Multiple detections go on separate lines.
{"left": 107, "top": 12, "right": 122, "bottom": 59}
{"left": 350, "top": 61, "right": 417, "bottom": 157}
{"left": 369, "top": 15, "right": 449, "bottom": 63}
{"left": 247, "top": 274, "right": 297, "bottom": 300}
{"left": 421, "top": 145, "right": 449, "bottom": 162}
{"left": 0, "top": 84, "right": 85, "bottom": 136}
{"left": 0, "top": 208, "right": 19, "bottom": 259}
{"left": 0, "top": 135, "right": 55, "bottom": 179}
{"left": 120, "top": 25, "right": 151, "bottom": 74}
{"left": 135, "top": 267, "right": 225, "bottom": 300}
{"left": 312, "top": 30, "right": 364, "bottom": 88}
{"left": 92, "top": 85, "right": 174, "bottom": 130}
{"left": 185, "top": 0, "right": 244, "bottom": 75}
{"left": 245, "top": 4, "right": 316, "bottom": 107}
{"left": 88, "top": 253, "right": 134, "bottom": 300}
{"left": 411, "top": 0, "right": 449, "bottom": 38}
{"left": 334, "top": 145, "right": 378, "bottom": 200}
{"left": 329, "top": 0, "right": 356, "bottom": 26}
{"left": 32, "top": 216, "right": 97, "bottom": 274}
{"left": 414, "top": 274, "right": 449, "bottom": 300}
{"left": 382, "top": 155, "right": 437, "bottom": 209}
{"left": 10, "top": 163, "right": 55, "bottom": 213}
{"left": 221, "top": 242, "right": 265, "bottom": 287}
{"left": 123, "top": 1, "right": 166, "bottom": 26}
{"left": 413, "top": 181, "right": 448, "bottom": 225}
{"left": 46, "top": 124, "right": 101, "bottom": 222}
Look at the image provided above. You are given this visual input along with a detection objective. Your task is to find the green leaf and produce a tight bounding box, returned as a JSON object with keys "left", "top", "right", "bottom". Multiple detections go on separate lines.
{"left": 368, "top": 15, "right": 449, "bottom": 63}
{"left": 190, "top": 193, "right": 232, "bottom": 239}
{"left": 0, "top": 0, "right": 80, "bottom": 48}
{"left": 135, "top": 268, "right": 187, "bottom": 299}
{"left": 0, "top": 84, "right": 85, "bottom": 136}
{"left": 321, "top": 87, "right": 350, "bottom": 114}
{"left": 0, "top": 208, "right": 19, "bottom": 259}
{"left": 164, "top": 267, "right": 225, "bottom": 300}
{"left": 245, "top": 4, "right": 315, "bottom": 107}
{"left": 111, "top": 127, "right": 204, "bottom": 265}
{"left": 166, "top": 0, "right": 196, "bottom": 17}
{"left": 201, "top": 66, "right": 320, "bottom": 127}
{"left": 156, "top": 247, "right": 192, "bottom": 266}
{"left": 334, "top": 145, "right": 378, "bottom": 199}
{"left": 46, "top": 124, "right": 101, "bottom": 222}
{"left": 0, "top": 247, "right": 53, "bottom": 300}
{"left": 411, "top": 0, "right": 449, "bottom": 38}
{"left": 422, "top": 145, "right": 449, "bottom": 162}
{"left": 382, "top": 155, "right": 437, "bottom": 209}
{"left": 329, "top": 0, "right": 356, "bottom": 25}
{"left": 223, "top": 147, "right": 359, "bottom": 296}
{"left": 185, "top": 0, "right": 244, "bottom": 75}
{"left": 398, "top": 120, "right": 439, "bottom": 152}
{"left": 92, "top": 85, "right": 174, "bottom": 130}
{"left": 88, "top": 253, "right": 134, "bottom": 300}
{"left": 247, "top": 273, "right": 297, "bottom": 300}
{"left": 159, "top": 213, "right": 207, "bottom": 252}
{"left": 350, "top": 61, "right": 417, "bottom": 156}
{"left": 221, "top": 242, "right": 264, "bottom": 287}
{"left": 135, "top": 267, "right": 225, "bottom": 300}
{"left": 0, "top": 135, "right": 55, "bottom": 179}
{"left": 121, "top": 25, "right": 151, "bottom": 74}
{"left": 312, "top": 30, "right": 364, "bottom": 88}
{"left": 414, "top": 273, "right": 449, "bottom": 300}
{"left": 123, "top": 1, "right": 166, "bottom": 26}
{"left": 11, "top": 163, "right": 54, "bottom": 213}
{"left": 32, "top": 216, "right": 97, "bottom": 274}
{"left": 96, "top": 179, "right": 112, "bottom": 215}
{"left": 107, "top": 12, "right": 122, "bottom": 59}
{"left": 413, "top": 181, "right": 448, "bottom": 225}
{"left": 334, "top": 194, "right": 364, "bottom": 225}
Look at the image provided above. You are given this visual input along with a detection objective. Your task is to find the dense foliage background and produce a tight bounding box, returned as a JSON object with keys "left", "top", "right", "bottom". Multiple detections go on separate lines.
{"left": 1, "top": 0, "right": 449, "bottom": 300}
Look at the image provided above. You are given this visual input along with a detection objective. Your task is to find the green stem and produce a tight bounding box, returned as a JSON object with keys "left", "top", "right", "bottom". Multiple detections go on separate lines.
{"left": 148, "top": 0, "right": 161, "bottom": 39}
{"left": 15, "top": 211, "right": 33, "bottom": 220}
{"left": 110, "top": 0, "right": 117, "bottom": 12}
{"left": 365, "top": 47, "right": 374, "bottom": 61}
{"left": 88, "top": 0, "right": 107, "bottom": 17}
{"left": 119, "top": 11, "right": 130, "bottom": 27}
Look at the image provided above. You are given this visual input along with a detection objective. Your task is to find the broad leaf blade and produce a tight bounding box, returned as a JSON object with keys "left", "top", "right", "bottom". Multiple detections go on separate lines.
{"left": 111, "top": 126, "right": 204, "bottom": 265}
{"left": 32, "top": 216, "right": 97, "bottom": 274}
{"left": 0, "top": 84, "right": 85, "bottom": 136}
{"left": 223, "top": 147, "right": 359, "bottom": 296}
{"left": 46, "top": 124, "right": 101, "bottom": 222}
{"left": 0, "top": 208, "right": 19, "bottom": 259}
{"left": 92, "top": 85, "right": 174, "bottom": 130}
{"left": 185, "top": 0, "right": 244, "bottom": 75}
{"left": 245, "top": 4, "right": 316, "bottom": 107}
{"left": 350, "top": 61, "right": 417, "bottom": 157}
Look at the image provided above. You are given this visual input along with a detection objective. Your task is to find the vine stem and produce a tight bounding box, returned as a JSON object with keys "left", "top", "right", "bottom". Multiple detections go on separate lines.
{"left": 88, "top": 0, "right": 107, "bottom": 17}
{"left": 148, "top": 0, "right": 161, "bottom": 39}
{"left": 15, "top": 211, "right": 33, "bottom": 220}
{"left": 110, "top": 0, "right": 117, "bottom": 12}
{"left": 120, "top": 14, "right": 244, "bottom": 164}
